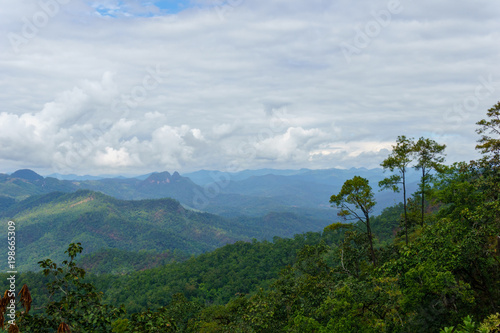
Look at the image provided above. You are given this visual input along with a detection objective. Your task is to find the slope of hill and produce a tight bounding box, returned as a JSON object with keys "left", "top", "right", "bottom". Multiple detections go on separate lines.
{"left": 0, "top": 190, "right": 330, "bottom": 272}
{"left": 77, "top": 248, "right": 189, "bottom": 275}
{"left": 0, "top": 202, "right": 400, "bottom": 313}
{"left": 0, "top": 171, "right": 78, "bottom": 200}
{"left": 95, "top": 231, "right": 334, "bottom": 312}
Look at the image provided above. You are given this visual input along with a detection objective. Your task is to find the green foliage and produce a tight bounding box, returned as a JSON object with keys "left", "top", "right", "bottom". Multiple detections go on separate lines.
{"left": 330, "top": 176, "right": 377, "bottom": 265}
{"left": 476, "top": 101, "right": 500, "bottom": 158}
{"left": 330, "top": 176, "right": 376, "bottom": 219}
{"left": 440, "top": 314, "right": 500, "bottom": 333}
{"left": 370, "top": 202, "right": 404, "bottom": 243}
{"left": 479, "top": 313, "right": 500, "bottom": 332}
{"left": 380, "top": 135, "right": 415, "bottom": 245}
{"left": 77, "top": 248, "right": 187, "bottom": 275}
{"left": 15, "top": 243, "right": 125, "bottom": 332}
{"left": 323, "top": 222, "right": 352, "bottom": 233}
{"left": 413, "top": 137, "right": 446, "bottom": 226}
{"left": 379, "top": 135, "right": 414, "bottom": 185}
{"left": 111, "top": 318, "right": 130, "bottom": 332}
{"left": 96, "top": 232, "right": 337, "bottom": 312}
{"left": 413, "top": 138, "right": 446, "bottom": 173}
{"left": 124, "top": 294, "right": 202, "bottom": 332}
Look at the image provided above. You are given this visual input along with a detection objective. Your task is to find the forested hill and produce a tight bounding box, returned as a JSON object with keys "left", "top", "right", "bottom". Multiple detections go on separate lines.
{"left": 0, "top": 190, "right": 330, "bottom": 271}
{"left": 0, "top": 167, "right": 419, "bottom": 219}
{"left": 0, "top": 170, "right": 198, "bottom": 203}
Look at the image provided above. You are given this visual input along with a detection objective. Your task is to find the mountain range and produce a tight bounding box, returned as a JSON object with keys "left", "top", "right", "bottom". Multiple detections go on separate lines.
{"left": 0, "top": 167, "right": 420, "bottom": 272}
{"left": 1, "top": 167, "right": 420, "bottom": 217}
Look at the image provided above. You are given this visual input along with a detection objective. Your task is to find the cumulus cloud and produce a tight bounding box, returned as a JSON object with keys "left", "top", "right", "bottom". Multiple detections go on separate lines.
{"left": 0, "top": 0, "right": 499, "bottom": 174}
{"left": 0, "top": 73, "right": 208, "bottom": 173}
{"left": 253, "top": 127, "right": 329, "bottom": 161}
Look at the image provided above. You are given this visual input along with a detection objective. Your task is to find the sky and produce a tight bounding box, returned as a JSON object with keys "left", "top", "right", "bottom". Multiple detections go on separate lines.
{"left": 0, "top": 0, "right": 499, "bottom": 176}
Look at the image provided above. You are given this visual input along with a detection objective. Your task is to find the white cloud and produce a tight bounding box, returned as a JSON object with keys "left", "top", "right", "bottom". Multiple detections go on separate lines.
{"left": 94, "top": 146, "right": 135, "bottom": 167}
{"left": 0, "top": 0, "right": 499, "bottom": 174}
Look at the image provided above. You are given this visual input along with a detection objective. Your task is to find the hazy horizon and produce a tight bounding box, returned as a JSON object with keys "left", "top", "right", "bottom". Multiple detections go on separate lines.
{"left": 5, "top": 165, "right": 383, "bottom": 179}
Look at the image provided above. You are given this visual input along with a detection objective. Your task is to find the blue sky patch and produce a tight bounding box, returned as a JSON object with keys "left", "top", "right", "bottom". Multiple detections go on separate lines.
{"left": 92, "top": 0, "right": 194, "bottom": 18}
{"left": 154, "top": 0, "right": 192, "bottom": 14}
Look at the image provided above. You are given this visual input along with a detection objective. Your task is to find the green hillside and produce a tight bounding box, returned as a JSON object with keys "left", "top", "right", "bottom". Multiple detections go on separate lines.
{"left": 0, "top": 190, "right": 330, "bottom": 272}
{"left": 94, "top": 231, "right": 343, "bottom": 313}
{"left": 77, "top": 248, "right": 189, "bottom": 275}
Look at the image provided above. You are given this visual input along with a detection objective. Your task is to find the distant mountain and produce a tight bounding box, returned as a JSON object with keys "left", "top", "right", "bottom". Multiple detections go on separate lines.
{"left": 0, "top": 169, "right": 326, "bottom": 218}
{"left": 47, "top": 173, "right": 105, "bottom": 181}
{"left": 0, "top": 169, "right": 201, "bottom": 202}
{"left": 133, "top": 172, "right": 154, "bottom": 180}
{"left": 0, "top": 167, "right": 420, "bottom": 218}
{"left": 0, "top": 190, "right": 330, "bottom": 272}
{"left": 183, "top": 168, "right": 420, "bottom": 215}
{"left": 0, "top": 170, "right": 78, "bottom": 201}
{"left": 183, "top": 167, "right": 421, "bottom": 186}
{"left": 47, "top": 173, "right": 152, "bottom": 181}
{"left": 134, "top": 171, "right": 197, "bottom": 203}
{"left": 11, "top": 169, "right": 44, "bottom": 181}
{"left": 183, "top": 168, "right": 309, "bottom": 185}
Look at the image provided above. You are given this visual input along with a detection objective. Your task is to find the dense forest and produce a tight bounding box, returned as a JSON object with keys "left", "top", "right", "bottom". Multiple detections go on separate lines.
{"left": 0, "top": 103, "right": 499, "bottom": 332}
{"left": 0, "top": 189, "right": 331, "bottom": 272}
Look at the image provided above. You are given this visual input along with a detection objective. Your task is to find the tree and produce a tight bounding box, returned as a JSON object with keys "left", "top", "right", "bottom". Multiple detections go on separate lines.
{"left": 330, "top": 176, "right": 377, "bottom": 265}
{"left": 476, "top": 101, "right": 500, "bottom": 160}
{"left": 379, "top": 135, "right": 415, "bottom": 245}
{"left": 413, "top": 137, "right": 446, "bottom": 226}
{"left": 14, "top": 243, "right": 124, "bottom": 332}
{"left": 475, "top": 101, "right": 500, "bottom": 201}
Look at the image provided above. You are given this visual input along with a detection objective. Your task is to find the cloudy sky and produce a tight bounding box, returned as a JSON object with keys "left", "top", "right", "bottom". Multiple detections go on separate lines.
{"left": 1, "top": 0, "right": 499, "bottom": 176}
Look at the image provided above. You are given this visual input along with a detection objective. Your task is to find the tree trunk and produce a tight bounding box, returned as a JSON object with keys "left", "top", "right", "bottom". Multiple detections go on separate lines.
{"left": 365, "top": 214, "right": 377, "bottom": 265}
{"left": 403, "top": 169, "right": 408, "bottom": 245}
{"left": 421, "top": 168, "right": 425, "bottom": 226}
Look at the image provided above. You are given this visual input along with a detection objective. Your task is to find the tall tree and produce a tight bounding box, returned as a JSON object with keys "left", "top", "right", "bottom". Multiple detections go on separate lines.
{"left": 330, "top": 176, "right": 377, "bottom": 265}
{"left": 413, "top": 137, "right": 446, "bottom": 226}
{"left": 476, "top": 101, "right": 500, "bottom": 201}
{"left": 379, "top": 135, "right": 414, "bottom": 245}
{"left": 476, "top": 101, "right": 500, "bottom": 160}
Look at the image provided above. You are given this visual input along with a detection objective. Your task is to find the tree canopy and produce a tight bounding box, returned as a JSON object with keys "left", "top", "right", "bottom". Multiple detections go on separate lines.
{"left": 330, "top": 176, "right": 377, "bottom": 265}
